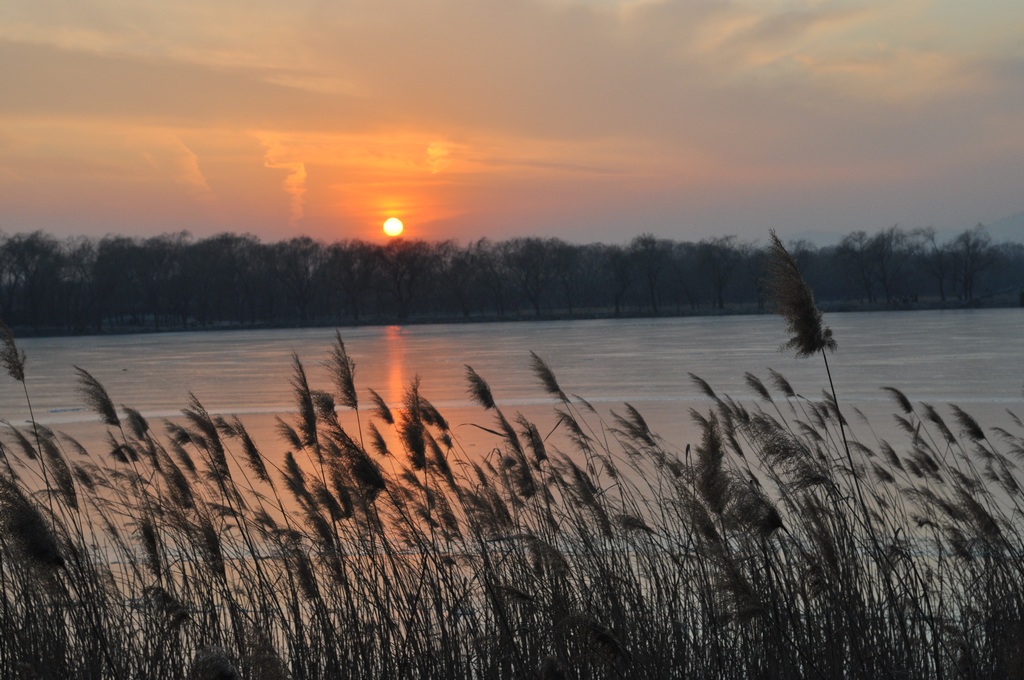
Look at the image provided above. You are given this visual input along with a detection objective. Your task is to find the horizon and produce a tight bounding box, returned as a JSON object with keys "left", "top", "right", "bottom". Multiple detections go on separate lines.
{"left": 2, "top": 0, "right": 1023, "bottom": 246}
{"left": 2, "top": 219, "right": 1023, "bottom": 250}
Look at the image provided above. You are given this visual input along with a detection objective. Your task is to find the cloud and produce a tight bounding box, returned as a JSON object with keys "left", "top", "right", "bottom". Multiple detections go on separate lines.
{"left": 0, "top": 39, "right": 374, "bottom": 130}
{"left": 426, "top": 142, "right": 451, "bottom": 174}
{"left": 1, "top": 0, "right": 1023, "bottom": 242}
{"left": 260, "top": 137, "right": 308, "bottom": 227}
{"left": 0, "top": 119, "right": 210, "bottom": 190}
{"left": 145, "top": 136, "right": 213, "bottom": 197}
{"left": 1, "top": 1, "right": 1016, "bottom": 142}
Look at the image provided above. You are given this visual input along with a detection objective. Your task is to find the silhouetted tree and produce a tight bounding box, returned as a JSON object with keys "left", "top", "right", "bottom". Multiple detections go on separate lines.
{"left": 503, "top": 237, "right": 556, "bottom": 318}
{"left": 60, "top": 237, "right": 97, "bottom": 332}
{"left": 915, "top": 228, "right": 952, "bottom": 302}
{"left": 869, "top": 226, "right": 918, "bottom": 304}
{"left": 0, "top": 232, "right": 62, "bottom": 330}
{"left": 274, "top": 236, "right": 325, "bottom": 323}
{"left": 631, "top": 234, "right": 672, "bottom": 314}
{"left": 550, "top": 239, "right": 583, "bottom": 314}
{"left": 573, "top": 243, "right": 611, "bottom": 312}
{"left": 92, "top": 236, "right": 140, "bottom": 329}
{"left": 163, "top": 232, "right": 196, "bottom": 326}
{"left": 699, "top": 235, "right": 744, "bottom": 309}
{"left": 133, "top": 232, "right": 192, "bottom": 330}
{"left": 187, "top": 233, "right": 262, "bottom": 326}
{"left": 472, "top": 239, "right": 510, "bottom": 319}
{"left": 838, "top": 231, "right": 877, "bottom": 303}
{"left": 600, "top": 244, "right": 634, "bottom": 317}
{"left": 951, "top": 224, "right": 995, "bottom": 300}
{"left": 0, "top": 223, "right": 1019, "bottom": 335}
{"left": 435, "top": 240, "right": 478, "bottom": 318}
{"left": 324, "top": 240, "right": 379, "bottom": 322}
{"left": 378, "top": 239, "right": 437, "bottom": 320}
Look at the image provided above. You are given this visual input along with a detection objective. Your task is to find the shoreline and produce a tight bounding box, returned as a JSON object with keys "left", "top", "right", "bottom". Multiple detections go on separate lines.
{"left": 11, "top": 293, "right": 1021, "bottom": 340}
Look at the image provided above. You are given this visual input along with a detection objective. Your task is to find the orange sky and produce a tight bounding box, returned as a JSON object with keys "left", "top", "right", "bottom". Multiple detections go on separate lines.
{"left": 1, "top": 0, "right": 1023, "bottom": 244}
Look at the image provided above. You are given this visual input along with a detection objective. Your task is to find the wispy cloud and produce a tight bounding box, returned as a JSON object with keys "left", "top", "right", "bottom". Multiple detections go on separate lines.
{"left": 145, "top": 136, "right": 213, "bottom": 198}
{"left": 1, "top": 0, "right": 1022, "bottom": 241}
{"left": 260, "top": 137, "right": 308, "bottom": 228}
{"left": 426, "top": 141, "right": 451, "bottom": 174}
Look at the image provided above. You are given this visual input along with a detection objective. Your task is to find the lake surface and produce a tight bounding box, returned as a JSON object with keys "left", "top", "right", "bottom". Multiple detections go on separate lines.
{"left": 4, "top": 309, "right": 1022, "bottom": 457}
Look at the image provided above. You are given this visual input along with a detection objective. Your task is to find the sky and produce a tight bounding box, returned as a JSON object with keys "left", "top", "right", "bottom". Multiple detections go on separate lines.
{"left": 1, "top": 0, "right": 1023, "bottom": 246}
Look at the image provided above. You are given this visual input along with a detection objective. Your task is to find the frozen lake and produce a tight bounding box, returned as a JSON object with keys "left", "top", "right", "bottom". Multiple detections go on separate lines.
{"left": 4, "top": 309, "right": 1022, "bottom": 457}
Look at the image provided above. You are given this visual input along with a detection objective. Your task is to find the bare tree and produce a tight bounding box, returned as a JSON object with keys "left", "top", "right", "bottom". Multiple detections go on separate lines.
{"left": 869, "top": 225, "right": 918, "bottom": 304}
{"left": 951, "top": 224, "right": 996, "bottom": 301}
{"left": 324, "top": 240, "right": 379, "bottom": 322}
{"left": 699, "top": 235, "right": 744, "bottom": 310}
{"left": 503, "top": 237, "right": 557, "bottom": 318}
{"left": 61, "top": 237, "right": 97, "bottom": 332}
{"left": 0, "top": 231, "right": 63, "bottom": 329}
{"left": 550, "top": 239, "right": 583, "bottom": 315}
{"left": 837, "top": 231, "right": 877, "bottom": 303}
{"left": 631, "top": 234, "right": 672, "bottom": 314}
{"left": 915, "top": 228, "right": 952, "bottom": 302}
{"left": 377, "top": 239, "right": 437, "bottom": 320}
{"left": 471, "top": 239, "right": 510, "bottom": 319}
{"left": 273, "top": 236, "right": 326, "bottom": 323}
{"left": 435, "top": 240, "right": 478, "bottom": 318}
{"left": 599, "top": 244, "right": 634, "bottom": 317}
{"left": 668, "top": 242, "right": 702, "bottom": 312}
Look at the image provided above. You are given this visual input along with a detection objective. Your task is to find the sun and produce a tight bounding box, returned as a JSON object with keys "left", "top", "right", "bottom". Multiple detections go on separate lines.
{"left": 383, "top": 217, "right": 404, "bottom": 237}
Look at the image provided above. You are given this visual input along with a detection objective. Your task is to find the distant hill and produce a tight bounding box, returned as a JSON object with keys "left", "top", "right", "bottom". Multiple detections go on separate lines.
{"left": 987, "top": 211, "right": 1024, "bottom": 244}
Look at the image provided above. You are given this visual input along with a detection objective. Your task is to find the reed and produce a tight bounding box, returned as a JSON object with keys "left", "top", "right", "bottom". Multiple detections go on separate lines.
{"left": 1, "top": 318, "right": 1023, "bottom": 679}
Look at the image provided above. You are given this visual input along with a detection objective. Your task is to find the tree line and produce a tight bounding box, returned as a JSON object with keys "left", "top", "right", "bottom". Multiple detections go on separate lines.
{"left": 1, "top": 224, "right": 1021, "bottom": 334}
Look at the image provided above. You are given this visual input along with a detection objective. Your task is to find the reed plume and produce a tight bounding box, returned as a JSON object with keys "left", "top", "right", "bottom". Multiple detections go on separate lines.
{"left": 950, "top": 404, "right": 986, "bottom": 442}
{"left": 0, "top": 476, "right": 64, "bottom": 569}
{"left": 327, "top": 331, "right": 359, "bottom": 411}
{"left": 367, "top": 420, "right": 389, "bottom": 456}
{"left": 368, "top": 388, "right": 394, "bottom": 425}
{"left": 515, "top": 413, "right": 548, "bottom": 464}
{"left": 465, "top": 365, "right": 496, "bottom": 410}
{"left": 696, "top": 413, "right": 730, "bottom": 515}
{"left": 219, "top": 416, "right": 270, "bottom": 485}
{"left": 122, "top": 405, "right": 150, "bottom": 438}
{"left": 0, "top": 320, "right": 26, "bottom": 383}
{"left": 531, "top": 351, "right": 567, "bottom": 401}
{"left": 38, "top": 432, "right": 77, "bottom": 510}
{"left": 350, "top": 451, "right": 387, "bottom": 500}
{"left": 188, "top": 647, "right": 240, "bottom": 680}
{"left": 883, "top": 386, "right": 914, "bottom": 415}
{"left": 763, "top": 230, "right": 836, "bottom": 357}
{"left": 289, "top": 353, "right": 319, "bottom": 451}
{"left": 75, "top": 366, "right": 120, "bottom": 427}
{"left": 744, "top": 372, "right": 772, "bottom": 402}
{"left": 5, "top": 422, "right": 38, "bottom": 461}
{"left": 1, "top": 329, "right": 1020, "bottom": 678}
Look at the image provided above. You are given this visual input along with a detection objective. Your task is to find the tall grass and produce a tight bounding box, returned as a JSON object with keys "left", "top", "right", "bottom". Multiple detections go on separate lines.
{"left": 2, "top": 289, "right": 1024, "bottom": 678}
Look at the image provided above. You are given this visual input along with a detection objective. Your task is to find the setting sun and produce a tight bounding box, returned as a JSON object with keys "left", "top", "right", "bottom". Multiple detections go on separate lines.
{"left": 383, "top": 217, "right": 404, "bottom": 237}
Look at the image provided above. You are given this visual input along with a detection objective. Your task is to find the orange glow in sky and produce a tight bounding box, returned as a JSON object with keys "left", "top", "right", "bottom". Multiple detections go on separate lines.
{"left": 1, "top": 1, "right": 1023, "bottom": 244}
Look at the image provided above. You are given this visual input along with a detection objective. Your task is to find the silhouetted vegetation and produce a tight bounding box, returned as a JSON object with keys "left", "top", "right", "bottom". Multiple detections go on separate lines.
{"left": 1, "top": 224, "right": 1022, "bottom": 334}
{"left": 1, "top": 237, "right": 1023, "bottom": 677}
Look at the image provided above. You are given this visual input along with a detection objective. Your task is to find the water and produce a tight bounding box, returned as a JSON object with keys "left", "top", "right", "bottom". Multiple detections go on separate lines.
{"left": 3, "top": 309, "right": 1022, "bottom": 456}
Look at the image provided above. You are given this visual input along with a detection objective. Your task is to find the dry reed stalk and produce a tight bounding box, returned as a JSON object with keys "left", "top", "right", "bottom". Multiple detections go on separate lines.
{"left": 188, "top": 646, "right": 240, "bottom": 680}
{"left": 0, "top": 476, "right": 64, "bottom": 570}
{"left": 3, "top": 325, "right": 1022, "bottom": 678}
